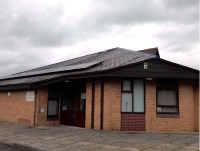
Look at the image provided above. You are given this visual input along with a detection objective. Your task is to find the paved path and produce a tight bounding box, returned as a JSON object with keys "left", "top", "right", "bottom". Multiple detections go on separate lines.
{"left": 0, "top": 121, "right": 199, "bottom": 151}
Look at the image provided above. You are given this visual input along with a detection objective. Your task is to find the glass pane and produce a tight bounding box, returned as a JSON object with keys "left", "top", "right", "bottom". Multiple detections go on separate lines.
{"left": 68, "top": 95, "right": 78, "bottom": 111}
{"left": 157, "top": 91, "right": 177, "bottom": 105}
{"left": 121, "top": 93, "right": 132, "bottom": 112}
{"left": 157, "top": 107, "right": 178, "bottom": 113}
{"left": 62, "top": 94, "right": 68, "bottom": 110}
{"left": 48, "top": 100, "right": 58, "bottom": 116}
{"left": 81, "top": 93, "right": 86, "bottom": 99}
{"left": 80, "top": 99, "right": 86, "bottom": 111}
{"left": 62, "top": 100, "right": 68, "bottom": 110}
{"left": 133, "top": 80, "right": 144, "bottom": 112}
{"left": 80, "top": 93, "right": 86, "bottom": 111}
{"left": 123, "top": 80, "right": 131, "bottom": 91}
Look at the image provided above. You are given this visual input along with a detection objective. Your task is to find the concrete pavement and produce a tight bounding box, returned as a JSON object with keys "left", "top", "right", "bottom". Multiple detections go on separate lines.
{"left": 0, "top": 121, "right": 199, "bottom": 151}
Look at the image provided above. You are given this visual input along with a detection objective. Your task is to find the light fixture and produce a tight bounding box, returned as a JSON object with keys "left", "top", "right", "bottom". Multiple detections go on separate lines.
{"left": 8, "top": 92, "right": 11, "bottom": 96}
{"left": 144, "top": 62, "right": 148, "bottom": 69}
{"left": 64, "top": 80, "right": 70, "bottom": 83}
{"left": 146, "top": 78, "right": 153, "bottom": 80}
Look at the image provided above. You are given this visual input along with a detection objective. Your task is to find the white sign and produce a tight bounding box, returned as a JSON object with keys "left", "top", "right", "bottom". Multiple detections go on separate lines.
{"left": 40, "top": 109, "right": 44, "bottom": 113}
{"left": 157, "top": 107, "right": 161, "bottom": 112}
{"left": 26, "top": 91, "right": 35, "bottom": 101}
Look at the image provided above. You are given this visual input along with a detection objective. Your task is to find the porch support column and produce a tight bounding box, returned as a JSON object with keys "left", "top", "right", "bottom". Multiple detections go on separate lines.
{"left": 94, "top": 78, "right": 101, "bottom": 130}
{"left": 103, "top": 78, "right": 121, "bottom": 130}
{"left": 85, "top": 79, "right": 93, "bottom": 129}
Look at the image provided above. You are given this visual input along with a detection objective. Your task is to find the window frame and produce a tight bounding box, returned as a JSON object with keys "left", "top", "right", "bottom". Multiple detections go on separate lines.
{"left": 47, "top": 98, "right": 59, "bottom": 121}
{"left": 156, "top": 79, "right": 179, "bottom": 114}
{"left": 121, "top": 78, "right": 145, "bottom": 114}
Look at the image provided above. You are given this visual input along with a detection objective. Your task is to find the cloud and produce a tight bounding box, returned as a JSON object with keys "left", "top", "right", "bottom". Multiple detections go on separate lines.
{"left": 83, "top": 0, "right": 198, "bottom": 26}
{"left": 0, "top": 0, "right": 199, "bottom": 77}
{"left": 154, "top": 22, "right": 199, "bottom": 52}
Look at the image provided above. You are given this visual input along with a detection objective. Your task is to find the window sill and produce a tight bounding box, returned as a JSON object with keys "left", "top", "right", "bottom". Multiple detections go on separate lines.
{"left": 121, "top": 112, "right": 145, "bottom": 114}
{"left": 156, "top": 114, "right": 179, "bottom": 118}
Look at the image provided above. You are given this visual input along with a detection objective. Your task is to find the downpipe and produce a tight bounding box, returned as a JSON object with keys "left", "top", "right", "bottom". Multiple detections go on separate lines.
{"left": 33, "top": 91, "right": 37, "bottom": 127}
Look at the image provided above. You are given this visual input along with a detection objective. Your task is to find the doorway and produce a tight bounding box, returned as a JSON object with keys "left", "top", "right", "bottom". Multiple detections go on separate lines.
{"left": 60, "top": 80, "right": 86, "bottom": 128}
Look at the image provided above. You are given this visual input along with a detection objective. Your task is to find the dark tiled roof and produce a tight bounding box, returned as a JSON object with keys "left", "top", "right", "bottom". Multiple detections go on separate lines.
{"left": 0, "top": 61, "right": 102, "bottom": 80}
{"left": 0, "top": 47, "right": 157, "bottom": 86}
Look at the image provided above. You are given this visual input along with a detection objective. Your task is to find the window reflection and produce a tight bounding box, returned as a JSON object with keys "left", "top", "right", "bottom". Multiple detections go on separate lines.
{"left": 80, "top": 93, "right": 86, "bottom": 111}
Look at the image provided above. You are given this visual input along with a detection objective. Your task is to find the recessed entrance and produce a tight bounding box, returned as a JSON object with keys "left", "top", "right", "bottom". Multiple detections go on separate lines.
{"left": 60, "top": 80, "right": 86, "bottom": 128}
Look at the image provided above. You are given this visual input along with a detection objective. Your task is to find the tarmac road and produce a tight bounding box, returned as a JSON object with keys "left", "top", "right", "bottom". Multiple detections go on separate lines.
{"left": 0, "top": 143, "right": 30, "bottom": 151}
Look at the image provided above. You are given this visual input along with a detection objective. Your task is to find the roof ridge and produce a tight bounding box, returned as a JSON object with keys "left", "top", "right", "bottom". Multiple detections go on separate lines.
{"left": 137, "top": 47, "right": 160, "bottom": 58}
{"left": 138, "top": 47, "right": 158, "bottom": 52}
{"left": 118, "top": 47, "right": 157, "bottom": 58}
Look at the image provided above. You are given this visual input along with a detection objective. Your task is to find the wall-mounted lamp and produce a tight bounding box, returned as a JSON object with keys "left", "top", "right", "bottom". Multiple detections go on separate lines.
{"left": 64, "top": 80, "right": 70, "bottom": 83}
{"left": 144, "top": 62, "right": 148, "bottom": 69}
{"left": 8, "top": 92, "right": 11, "bottom": 96}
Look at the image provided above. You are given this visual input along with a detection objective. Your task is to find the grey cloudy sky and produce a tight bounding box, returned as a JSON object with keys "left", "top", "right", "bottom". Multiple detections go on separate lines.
{"left": 0, "top": 0, "right": 199, "bottom": 77}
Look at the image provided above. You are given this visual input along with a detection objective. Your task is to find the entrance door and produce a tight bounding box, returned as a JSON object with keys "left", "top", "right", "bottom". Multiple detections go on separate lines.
{"left": 60, "top": 80, "right": 86, "bottom": 128}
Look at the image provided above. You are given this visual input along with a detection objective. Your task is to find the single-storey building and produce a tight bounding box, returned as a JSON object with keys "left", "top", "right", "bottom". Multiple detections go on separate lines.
{"left": 0, "top": 47, "right": 199, "bottom": 132}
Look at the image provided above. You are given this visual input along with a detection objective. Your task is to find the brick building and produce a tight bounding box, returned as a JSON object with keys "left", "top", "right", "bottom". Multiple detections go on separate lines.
{"left": 0, "top": 47, "right": 199, "bottom": 132}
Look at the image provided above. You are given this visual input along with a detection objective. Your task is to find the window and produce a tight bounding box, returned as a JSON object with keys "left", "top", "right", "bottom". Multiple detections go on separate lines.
{"left": 121, "top": 93, "right": 132, "bottom": 112}
{"left": 123, "top": 80, "right": 132, "bottom": 91}
{"left": 47, "top": 99, "right": 59, "bottom": 119}
{"left": 156, "top": 79, "right": 179, "bottom": 114}
{"left": 133, "top": 80, "right": 145, "bottom": 112}
{"left": 47, "top": 83, "right": 60, "bottom": 121}
{"left": 121, "top": 79, "right": 145, "bottom": 113}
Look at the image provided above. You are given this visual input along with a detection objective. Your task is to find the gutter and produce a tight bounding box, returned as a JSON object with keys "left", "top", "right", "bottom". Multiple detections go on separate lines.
{"left": 0, "top": 84, "right": 30, "bottom": 91}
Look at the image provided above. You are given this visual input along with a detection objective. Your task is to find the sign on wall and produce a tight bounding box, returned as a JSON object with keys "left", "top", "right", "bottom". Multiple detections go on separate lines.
{"left": 157, "top": 107, "right": 161, "bottom": 112}
{"left": 26, "top": 91, "right": 35, "bottom": 101}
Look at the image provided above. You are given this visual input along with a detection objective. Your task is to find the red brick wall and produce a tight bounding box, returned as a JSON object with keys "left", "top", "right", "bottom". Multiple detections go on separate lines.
{"left": 94, "top": 78, "right": 101, "bottom": 130}
{"left": 121, "top": 114, "right": 145, "bottom": 131}
{"left": 1, "top": 77, "right": 198, "bottom": 132}
{"left": 35, "top": 87, "right": 60, "bottom": 126}
{"left": 85, "top": 79, "right": 92, "bottom": 129}
{"left": 110, "top": 78, "right": 121, "bottom": 130}
{"left": 0, "top": 90, "right": 35, "bottom": 125}
{"left": 103, "top": 78, "right": 111, "bottom": 130}
{"left": 145, "top": 79, "right": 156, "bottom": 131}
{"left": 103, "top": 78, "right": 121, "bottom": 130}
{"left": 194, "top": 80, "right": 199, "bottom": 131}
{"left": 146, "top": 79, "right": 197, "bottom": 132}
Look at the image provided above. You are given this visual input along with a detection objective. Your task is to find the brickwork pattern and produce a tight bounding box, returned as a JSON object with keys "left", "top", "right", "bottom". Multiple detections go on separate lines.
{"left": 103, "top": 78, "right": 111, "bottom": 130}
{"left": 121, "top": 114, "right": 145, "bottom": 131}
{"left": 94, "top": 78, "right": 101, "bottom": 130}
{"left": 18, "top": 118, "right": 31, "bottom": 124}
{"left": 110, "top": 78, "right": 121, "bottom": 130}
{"left": 85, "top": 79, "right": 92, "bottom": 129}
{"left": 145, "top": 79, "right": 156, "bottom": 131}
{"left": 0, "top": 90, "right": 34, "bottom": 125}
{"left": 194, "top": 80, "right": 199, "bottom": 132}
{"left": 146, "top": 79, "right": 197, "bottom": 132}
{"left": 103, "top": 78, "right": 121, "bottom": 131}
{"left": 35, "top": 87, "right": 59, "bottom": 126}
